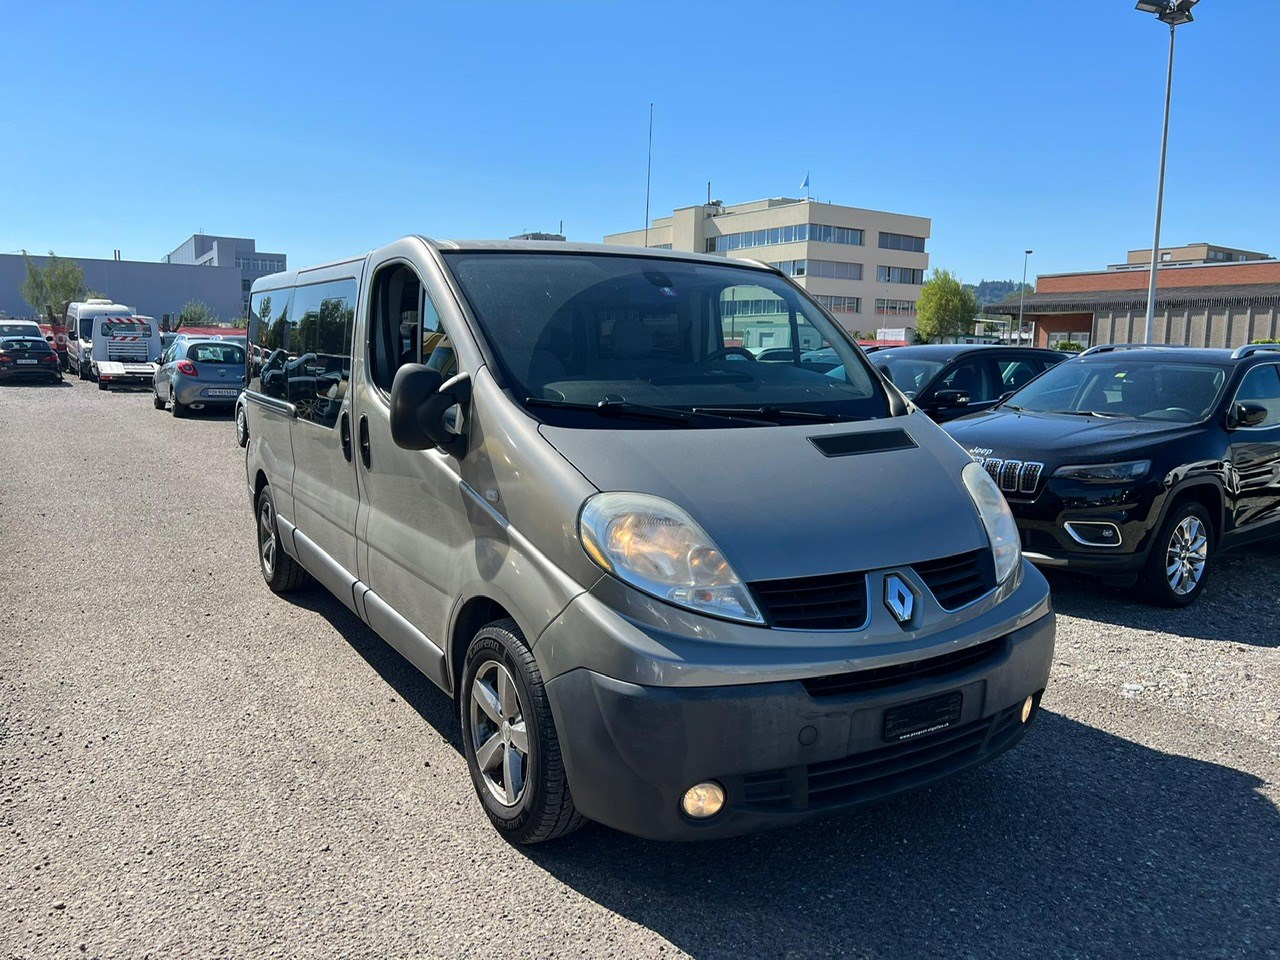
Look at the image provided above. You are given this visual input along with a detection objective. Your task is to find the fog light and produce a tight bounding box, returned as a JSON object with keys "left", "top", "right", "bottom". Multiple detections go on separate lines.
{"left": 681, "top": 781, "right": 725, "bottom": 819}
{"left": 1021, "top": 696, "right": 1034, "bottom": 724}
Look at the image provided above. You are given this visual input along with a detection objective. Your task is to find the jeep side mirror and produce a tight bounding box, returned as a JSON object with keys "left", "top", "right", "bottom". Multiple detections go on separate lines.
{"left": 1232, "top": 401, "right": 1269, "bottom": 429}
{"left": 389, "top": 364, "right": 471, "bottom": 457}
{"left": 933, "top": 389, "right": 971, "bottom": 409}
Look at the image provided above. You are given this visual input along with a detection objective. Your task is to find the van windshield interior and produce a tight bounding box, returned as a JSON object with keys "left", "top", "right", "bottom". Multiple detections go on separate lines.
{"left": 442, "top": 252, "right": 888, "bottom": 426}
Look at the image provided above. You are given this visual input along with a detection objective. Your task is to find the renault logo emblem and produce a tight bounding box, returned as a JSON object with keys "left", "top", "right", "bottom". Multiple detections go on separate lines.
{"left": 884, "top": 574, "right": 916, "bottom": 625}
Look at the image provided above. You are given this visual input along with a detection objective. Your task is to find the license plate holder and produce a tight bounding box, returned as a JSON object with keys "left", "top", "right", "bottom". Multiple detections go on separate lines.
{"left": 883, "top": 691, "right": 963, "bottom": 743}
{"left": 207, "top": 388, "right": 239, "bottom": 397}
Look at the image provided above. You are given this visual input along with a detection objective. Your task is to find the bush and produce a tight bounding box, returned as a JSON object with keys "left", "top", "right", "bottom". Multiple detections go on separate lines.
{"left": 1053, "top": 340, "right": 1084, "bottom": 352}
{"left": 1251, "top": 338, "right": 1280, "bottom": 345}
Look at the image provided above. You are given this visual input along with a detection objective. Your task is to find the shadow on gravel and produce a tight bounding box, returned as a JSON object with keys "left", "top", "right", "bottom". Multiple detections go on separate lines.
{"left": 284, "top": 586, "right": 462, "bottom": 749}
{"left": 1048, "top": 540, "right": 1280, "bottom": 648}
{"left": 0, "top": 379, "right": 71, "bottom": 388}
{"left": 523, "top": 712, "right": 1279, "bottom": 959}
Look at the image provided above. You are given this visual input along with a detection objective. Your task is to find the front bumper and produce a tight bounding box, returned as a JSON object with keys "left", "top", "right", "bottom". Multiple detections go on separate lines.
{"left": 545, "top": 610, "right": 1054, "bottom": 841}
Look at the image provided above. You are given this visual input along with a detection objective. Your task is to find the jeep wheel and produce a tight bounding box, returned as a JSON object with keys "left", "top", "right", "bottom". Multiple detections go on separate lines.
{"left": 460, "top": 619, "right": 584, "bottom": 844}
{"left": 1140, "top": 502, "right": 1213, "bottom": 607}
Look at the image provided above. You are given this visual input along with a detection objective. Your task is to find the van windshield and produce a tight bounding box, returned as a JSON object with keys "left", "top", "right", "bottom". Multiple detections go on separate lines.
{"left": 442, "top": 252, "right": 888, "bottom": 426}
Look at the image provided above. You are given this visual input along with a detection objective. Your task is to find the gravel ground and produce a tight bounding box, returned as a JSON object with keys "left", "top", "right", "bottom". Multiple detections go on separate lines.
{"left": 1, "top": 378, "right": 1277, "bottom": 959}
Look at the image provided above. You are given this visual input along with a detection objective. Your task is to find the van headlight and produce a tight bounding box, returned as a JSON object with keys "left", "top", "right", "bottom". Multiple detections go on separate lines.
{"left": 579, "top": 492, "right": 764, "bottom": 624}
{"left": 961, "top": 462, "right": 1022, "bottom": 584}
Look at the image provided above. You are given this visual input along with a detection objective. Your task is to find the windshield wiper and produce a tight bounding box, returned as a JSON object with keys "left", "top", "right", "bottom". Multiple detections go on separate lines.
{"left": 1049, "top": 409, "right": 1128, "bottom": 419}
{"left": 525, "top": 397, "right": 692, "bottom": 424}
{"left": 690, "top": 405, "right": 855, "bottom": 424}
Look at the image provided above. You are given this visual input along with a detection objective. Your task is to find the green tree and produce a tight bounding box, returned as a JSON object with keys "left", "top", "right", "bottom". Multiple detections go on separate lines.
{"left": 175, "top": 300, "right": 217, "bottom": 331}
{"left": 915, "top": 269, "right": 979, "bottom": 343}
{"left": 19, "top": 251, "right": 87, "bottom": 317}
{"left": 1054, "top": 340, "right": 1084, "bottom": 352}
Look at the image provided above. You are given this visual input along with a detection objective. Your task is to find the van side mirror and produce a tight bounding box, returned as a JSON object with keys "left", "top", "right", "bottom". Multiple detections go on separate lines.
{"left": 933, "top": 389, "right": 971, "bottom": 409}
{"left": 389, "top": 364, "right": 471, "bottom": 457}
{"left": 1231, "top": 401, "right": 1269, "bottom": 429}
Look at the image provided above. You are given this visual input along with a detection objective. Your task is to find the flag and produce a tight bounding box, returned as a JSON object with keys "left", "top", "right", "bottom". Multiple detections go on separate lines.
{"left": 800, "top": 172, "right": 810, "bottom": 193}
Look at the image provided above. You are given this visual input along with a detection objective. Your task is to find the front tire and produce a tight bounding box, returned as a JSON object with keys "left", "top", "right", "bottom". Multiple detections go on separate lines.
{"left": 255, "top": 486, "right": 308, "bottom": 593}
{"left": 235, "top": 404, "right": 249, "bottom": 447}
{"left": 460, "top": 619, "right": 584, "bottom": 844}
{"left": 1139, "top": 501, "right": 1213, "bottom": 607}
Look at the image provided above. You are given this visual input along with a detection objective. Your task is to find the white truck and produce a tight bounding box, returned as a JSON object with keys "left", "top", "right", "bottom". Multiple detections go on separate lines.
{"left": 65, "top": 300, "right": 162, "bottom": 390}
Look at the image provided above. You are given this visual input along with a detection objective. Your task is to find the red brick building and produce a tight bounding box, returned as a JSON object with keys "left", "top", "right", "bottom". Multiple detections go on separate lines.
{"left": 987, "top": 247, "right": 1280, "bottom": 349}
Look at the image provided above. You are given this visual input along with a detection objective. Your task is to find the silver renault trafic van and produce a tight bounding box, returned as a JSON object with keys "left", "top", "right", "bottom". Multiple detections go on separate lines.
{"left": 243, "top": 238, "right": 1055, "bottom": 843}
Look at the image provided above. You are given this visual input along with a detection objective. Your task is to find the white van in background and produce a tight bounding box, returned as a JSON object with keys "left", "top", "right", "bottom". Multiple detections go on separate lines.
{"left": 66, "top": 300, "right": 131, "bottom": 379}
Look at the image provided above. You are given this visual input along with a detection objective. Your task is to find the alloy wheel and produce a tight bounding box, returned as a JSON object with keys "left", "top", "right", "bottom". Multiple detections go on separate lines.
{"left": 258, "top": 498, "right": 277, "bottom": 578}
{"left": 469, "top": 660, "right": 529, "bottom": 807}
{"left": 1165, "top": 515, "right": 1208, "bottom": 596}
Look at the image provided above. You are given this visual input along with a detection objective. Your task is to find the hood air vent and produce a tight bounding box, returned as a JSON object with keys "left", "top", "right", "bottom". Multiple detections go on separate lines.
{"left": 809, "top": 429, "right": 916, "bottom": 458}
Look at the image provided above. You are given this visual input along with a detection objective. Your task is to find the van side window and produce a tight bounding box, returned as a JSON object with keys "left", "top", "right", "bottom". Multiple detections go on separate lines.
{"left": 248, "top": 289, "right": 293, "bottom": 400}
{"left": 289, "top": 278, "right": 357, "bottom": 428}
{"left": 369, "top": 264, "right": 454, "bottom": 394}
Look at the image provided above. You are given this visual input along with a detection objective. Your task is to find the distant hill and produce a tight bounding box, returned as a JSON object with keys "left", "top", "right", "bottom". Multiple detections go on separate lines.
{"left": 964, "top": 280, "right": 1033, "bottom": 307}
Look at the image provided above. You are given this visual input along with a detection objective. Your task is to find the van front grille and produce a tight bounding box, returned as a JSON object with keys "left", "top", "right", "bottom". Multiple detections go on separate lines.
{"left": 913, "top": 550, "right": 995, "bottom": 610}
{"left": 750, "top": 570, "right": 868, "bottom": 631}
{"left": 801, "top": 637, "right": 1005, "bottom": 698}
{"left": 737, "top": 701, "right": 1028, "bottom": 812}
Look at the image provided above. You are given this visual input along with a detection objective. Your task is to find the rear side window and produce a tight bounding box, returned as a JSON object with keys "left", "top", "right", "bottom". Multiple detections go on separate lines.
{"left": 286, "top": 279, "right": 357, "bottom": 428}
{"left": 248, "top": 289, "right": 293, "bottom": 400}
{"left": 188, "top": 343, "right": 245, "bottom": 365}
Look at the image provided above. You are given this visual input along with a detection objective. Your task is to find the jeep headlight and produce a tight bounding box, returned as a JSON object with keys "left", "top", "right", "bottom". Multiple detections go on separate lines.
{"left": 579, "top": 492, "right": 763, "bottom": 624}
{"left": 962, "top": 462, "right": 1022, "bottom": 583}
{"left": 1053, "top": 460, "right": 1151, "bottom": 483}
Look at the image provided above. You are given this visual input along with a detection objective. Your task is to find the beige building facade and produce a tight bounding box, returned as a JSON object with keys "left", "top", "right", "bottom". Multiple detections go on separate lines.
{"left": 604, "top": 197, "right": 930, "bottom": 341}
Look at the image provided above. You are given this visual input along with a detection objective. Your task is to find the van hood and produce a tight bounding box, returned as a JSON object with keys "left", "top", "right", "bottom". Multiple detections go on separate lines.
{"left": 538, "top": 412, "right": 989, "bottom": 583}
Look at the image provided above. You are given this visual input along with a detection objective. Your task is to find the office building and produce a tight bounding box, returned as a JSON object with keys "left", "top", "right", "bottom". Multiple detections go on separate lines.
{"left": 986, "top": 243, "right": 1280, "bottom": 349}
{"left": 604, "top": 197, "right": 931, "bottom": 341}
{"left": 165, "top": 234, "right": 288, "bottom": 316}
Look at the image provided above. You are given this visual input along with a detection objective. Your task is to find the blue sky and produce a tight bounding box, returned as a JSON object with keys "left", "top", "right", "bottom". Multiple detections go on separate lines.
{"left": 2, "top": 0, "right": 1275, "bottom": 286}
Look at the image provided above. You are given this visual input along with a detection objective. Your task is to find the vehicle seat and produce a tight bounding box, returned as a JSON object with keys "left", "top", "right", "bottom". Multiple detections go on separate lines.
{"left": 1005, "top": 364, "right": 1036, "bottom": 390}
{"left": 1120, "top": 369, "right": 1161, "bottom": 415}
{"left": 601, "top": 317, "right": 668, "bottom": 379}
{"left": 947, "top": 365, "right": 980, "bottom": 398}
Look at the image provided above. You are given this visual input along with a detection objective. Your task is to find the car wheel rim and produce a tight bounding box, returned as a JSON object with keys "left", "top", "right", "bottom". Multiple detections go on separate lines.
{"left": 469, "top": 660, "right": 529, "bottom": 808}
{"left": 258, "top": 499, "right": 276, "bottom": 578}
{"left": 236, "top": 409, "right": 246, "bottom": 444}
{"left": 1165, "top": 516, "right": 1208, "bottom": 595}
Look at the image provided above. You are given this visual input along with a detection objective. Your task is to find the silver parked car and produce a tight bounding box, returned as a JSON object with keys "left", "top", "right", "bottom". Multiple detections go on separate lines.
{"left": 243, "top": 238, "right": 1056, "bottom": 843}
{"left": 153, "top": 338, "right": 246, "bottom": 417}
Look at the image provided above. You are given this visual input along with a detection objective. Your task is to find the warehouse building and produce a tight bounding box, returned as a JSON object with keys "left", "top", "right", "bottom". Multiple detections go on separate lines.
{"left": 986, "top": 244, "right": 1280, "bottom": 350}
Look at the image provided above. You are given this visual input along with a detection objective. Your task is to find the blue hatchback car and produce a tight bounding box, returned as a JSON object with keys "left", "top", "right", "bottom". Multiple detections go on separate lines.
{"left": 153, "top": 338, "right": 246, "bottom": 417}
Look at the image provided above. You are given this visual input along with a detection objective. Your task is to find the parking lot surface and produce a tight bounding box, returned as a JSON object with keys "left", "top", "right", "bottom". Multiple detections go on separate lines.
{"left": 2, "top": 379, "right": 1277, "bottom": 959}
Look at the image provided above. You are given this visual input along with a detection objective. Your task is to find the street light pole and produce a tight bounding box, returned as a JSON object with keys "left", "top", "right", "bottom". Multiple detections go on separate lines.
{"left": 1018, "top": 249, "right": 1032, "bottom": 345}
{"left": 1143, "top": 23, "right": 1177, "bottom": 344}
{"left": 1135, "top": 0, "right": 1198, "bottom": 344}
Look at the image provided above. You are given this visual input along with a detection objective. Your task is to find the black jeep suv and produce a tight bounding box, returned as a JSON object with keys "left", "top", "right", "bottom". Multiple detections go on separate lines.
{"left": 943, "top": 344, "right": 1280, "bottom": 606}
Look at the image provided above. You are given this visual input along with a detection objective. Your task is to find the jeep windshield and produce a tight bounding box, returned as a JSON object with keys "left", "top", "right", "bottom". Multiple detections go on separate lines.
{"left": 1006, "top": 358, "right": 1228, "bottom": 423}
{"left": 442, "top": 252, "right": 889, "bottom": 426}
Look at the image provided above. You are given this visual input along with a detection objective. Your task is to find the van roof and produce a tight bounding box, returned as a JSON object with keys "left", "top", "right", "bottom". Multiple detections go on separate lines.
{"left": 249, "top": 237, "right": 774, "bottom": 297}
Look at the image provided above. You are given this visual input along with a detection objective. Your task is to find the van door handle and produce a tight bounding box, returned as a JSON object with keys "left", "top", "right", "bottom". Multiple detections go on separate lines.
{"left": 358, "top": 415, "right": 372, "bottom": 469}
{"left": 339, "top": 412, "right": 352, "bottom": 462}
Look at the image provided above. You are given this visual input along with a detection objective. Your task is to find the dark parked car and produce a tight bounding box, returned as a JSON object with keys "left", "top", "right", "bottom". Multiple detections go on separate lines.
{"left": 867, "top": 344, "right": 1070, "bottom": 422}
{"left": 0, "top": 335, "right": 63, "bottom": 383}
{"left": 944, "top": 344, "right": 1280, "bottom": 606}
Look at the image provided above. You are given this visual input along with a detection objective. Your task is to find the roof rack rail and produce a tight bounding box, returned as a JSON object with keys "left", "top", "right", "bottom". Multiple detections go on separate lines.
{"left": 1078, "top": 343, "right": 1187, "bottom": 357}
{"left": 1231, "top": 343, "right": 1280, "bottom": 360}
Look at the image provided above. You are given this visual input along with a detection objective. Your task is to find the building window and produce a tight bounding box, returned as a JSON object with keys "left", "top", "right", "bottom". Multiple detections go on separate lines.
{"left": 769, "top": 259, "right": 807, "bottom": 277}
{"left": 808, "top": 260, "right": 862, "bottom": 280}
{"left": 875, "top": 298, "right": 917, "bottom": 316}
{"left": 711, "top": 222, "right": 865, "bottom": 253}
{"left": 814, "top": 295, "right": 861, "bottom": 314}
{"left": 878, "top": 232, "right": 927, "bottom": 253}
{"left": 649, "top": 243, "right": 672, "bottom": 250}
{"left": 876, "top": 266, "right": 924, "bottom": 285}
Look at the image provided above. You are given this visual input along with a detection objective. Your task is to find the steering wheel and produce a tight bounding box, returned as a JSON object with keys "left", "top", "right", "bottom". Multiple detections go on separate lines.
{"left": 704, "top": 346, "right": 757, "bottom": 363}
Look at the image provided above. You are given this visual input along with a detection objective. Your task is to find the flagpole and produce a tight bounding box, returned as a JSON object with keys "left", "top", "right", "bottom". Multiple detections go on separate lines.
{"left": 643, "top": 103, "right": 654, "bottom": 248}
